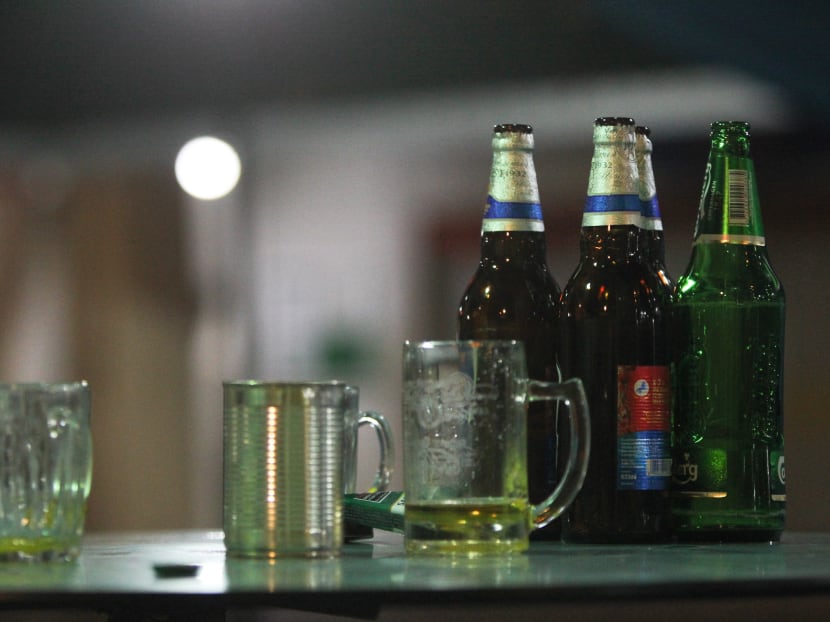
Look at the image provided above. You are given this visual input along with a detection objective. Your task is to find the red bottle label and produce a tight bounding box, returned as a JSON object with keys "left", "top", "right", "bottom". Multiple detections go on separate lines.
{"left": 617, "top": 365, "right": 671, "bottom": 490}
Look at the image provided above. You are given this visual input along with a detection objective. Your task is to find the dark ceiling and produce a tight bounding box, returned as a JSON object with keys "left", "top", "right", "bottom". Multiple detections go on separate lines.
{"left": 0, "top": 1, "right": 828, "bottom": 131}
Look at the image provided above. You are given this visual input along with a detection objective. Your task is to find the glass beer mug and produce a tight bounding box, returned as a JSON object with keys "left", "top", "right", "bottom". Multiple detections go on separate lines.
{"left": 403, "top": 340, "right": 590, "bottom": 555}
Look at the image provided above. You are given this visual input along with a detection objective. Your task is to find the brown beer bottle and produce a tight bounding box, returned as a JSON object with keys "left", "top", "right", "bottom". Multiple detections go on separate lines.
{"left": 559, "top": 117, "right": 672, "bottom": 543}
{"left": 635, "top": 125, "right": 674, "bottom": 292}
{"left": 457, "top": 123, "right": 562, "bottom": 540}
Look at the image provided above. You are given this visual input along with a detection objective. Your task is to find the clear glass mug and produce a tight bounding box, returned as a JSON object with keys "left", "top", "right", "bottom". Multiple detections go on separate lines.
{"left": 0, "top": 382, "right": 93, "bottom": 562}
{"left": 403, "top": 340, "right": 590, "bottom": 555}
{"left": 223, "top": 381, "right": 393, "bottom": 558}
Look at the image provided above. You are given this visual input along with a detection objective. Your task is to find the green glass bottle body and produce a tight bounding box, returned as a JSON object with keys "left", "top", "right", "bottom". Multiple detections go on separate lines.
{"left": 559, "top": 118, "right": 672, "bottom": 544}
{"left": 671, "top": 121, "right": 785, "bottom": 542}
{"left": 457, "top": 124, "right": 561, "bottom": 540}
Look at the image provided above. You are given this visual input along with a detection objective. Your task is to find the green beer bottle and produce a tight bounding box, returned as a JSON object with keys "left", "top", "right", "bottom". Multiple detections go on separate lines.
{"left": 671, "top": 121, "right": 786, "bottom": 542}
{"left": 457, "top": 123, "right": 562, "bottom": 540}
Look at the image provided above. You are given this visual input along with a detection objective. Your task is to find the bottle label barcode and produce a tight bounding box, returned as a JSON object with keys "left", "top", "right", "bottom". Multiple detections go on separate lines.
{"left": 646, "top": 459, "right": 673, "bottom": 477}
{"left": 727, "top": 169, "right": 750, "bottom": 225}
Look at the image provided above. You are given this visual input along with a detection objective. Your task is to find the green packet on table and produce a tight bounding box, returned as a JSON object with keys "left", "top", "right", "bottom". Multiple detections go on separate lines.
{"left": 344, "top": 491, "right": 405, "bottom": 535}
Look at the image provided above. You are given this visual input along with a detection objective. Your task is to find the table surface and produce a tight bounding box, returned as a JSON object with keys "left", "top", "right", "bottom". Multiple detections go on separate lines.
{"left": 1, "top": 530, "right": 830, "bottom": 617}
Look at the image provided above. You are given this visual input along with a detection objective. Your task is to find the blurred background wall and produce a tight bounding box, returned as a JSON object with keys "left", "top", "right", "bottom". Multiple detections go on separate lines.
{"left": 0, "top": 0, "right": 827, "bottom": 532}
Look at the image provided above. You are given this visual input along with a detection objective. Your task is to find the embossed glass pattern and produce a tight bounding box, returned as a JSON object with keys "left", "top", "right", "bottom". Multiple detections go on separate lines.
{"left": 671, "top": 121, "right": 785, "bottom": 542}
{"left": 402, "top": 340, "right": 590, "bottom": 556}
{"left": 0, "top": 382, "right": 92, "bottom": 562}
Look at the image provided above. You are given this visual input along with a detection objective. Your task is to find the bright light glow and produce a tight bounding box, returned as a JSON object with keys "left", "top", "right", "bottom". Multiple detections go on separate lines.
{"left": 175, "top": 136, "right": 241, "bottom": 200}
{"left": 266, "top": 405, "right": 278, "bottom": 532}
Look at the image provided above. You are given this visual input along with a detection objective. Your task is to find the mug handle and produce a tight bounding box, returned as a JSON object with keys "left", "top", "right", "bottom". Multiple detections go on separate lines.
{"left": 358, "top": 411, "right": 395, "bottom": 492}
{"left": 526, "top": 377, "right": 591, "bottom": 530}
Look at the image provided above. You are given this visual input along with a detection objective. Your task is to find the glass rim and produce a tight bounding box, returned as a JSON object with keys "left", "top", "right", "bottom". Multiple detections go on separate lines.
{"left": 0, "top": 380, "right": 88, "bottom": 391}
{"left": 222, "top": 379, "right": 352, "bottom": 389}
{"left": 404, "top": 339, "right": 523, "bottom": 349}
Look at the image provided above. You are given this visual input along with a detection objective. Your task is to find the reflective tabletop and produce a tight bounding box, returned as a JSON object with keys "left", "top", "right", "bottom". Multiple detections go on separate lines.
{"left": 1, "top": 530, "right": 829, "bottom": 620}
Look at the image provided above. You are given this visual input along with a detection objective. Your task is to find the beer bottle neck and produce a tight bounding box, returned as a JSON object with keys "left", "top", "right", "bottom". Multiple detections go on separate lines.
{"left": 645, "top": 230, "right": 668, "bottom": 265}
{"left": 582, "top": 122, "right": 641, "bottom": 230}
{"left": 635, "top": 131, "right": 664, "bottom": 236}
{"left": 694, "top": 122, "right": 766, "bottom": 247}
{"left": 480, "top": 230, "right": 548, "bottom": 263}
{"left": 579, "top": 121, "right": 642, "bottom": 259}
{"left": 480, "top": 129, "right": 545, "bottom": 236}
{"left": 579, "top": 225, "right": 640, "bottom": 261}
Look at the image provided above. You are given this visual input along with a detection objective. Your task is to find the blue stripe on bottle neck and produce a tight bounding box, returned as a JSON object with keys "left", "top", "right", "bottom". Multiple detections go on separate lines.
{"left": 483, "top": 196, "right": 543, "bottom": 221}
{"left": 584, "top": 194, "right": 641, "bottom": 214}
{"left": 640, "top": 196, "right": 662, "bottom": 219}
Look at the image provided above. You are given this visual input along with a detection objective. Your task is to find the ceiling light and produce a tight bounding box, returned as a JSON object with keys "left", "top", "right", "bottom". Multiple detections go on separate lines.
{"left": 175, "top": 136, "right": 241, "bottom": 200}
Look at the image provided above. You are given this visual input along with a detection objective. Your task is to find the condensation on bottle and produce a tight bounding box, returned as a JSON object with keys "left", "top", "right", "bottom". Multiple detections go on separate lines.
{"left": 670, "top": 120, "right": 785, "bottom": 543}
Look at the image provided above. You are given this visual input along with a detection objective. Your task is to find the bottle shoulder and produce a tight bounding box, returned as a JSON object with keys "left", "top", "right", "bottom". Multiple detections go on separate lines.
{"left": 560, "top": 257, "right": 672, "bottom": 316}
{"left": 676, "top": 243, "right": 784, "bottom": 303}
{"left": 460, "top": 262, "right": 560, "bottom": 305}
{"left": 562, "top": 254, "right": 665, "bottom": 291}
{"left": 478, "top": 231, "right": 550, "bottom": 260}
{"left": 459, "top": 263, "right": 559, "bottom": 336}
{"left": 458, "top": 232, "right": 561, "bottom": 341}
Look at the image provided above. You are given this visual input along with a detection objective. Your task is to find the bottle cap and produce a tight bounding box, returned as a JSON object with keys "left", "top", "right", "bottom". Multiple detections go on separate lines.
{"left": 594, "top": 117, "right": 635, "bottom": 127}
{"left": 494, "top": 123, "right": 533, "bottom": 134}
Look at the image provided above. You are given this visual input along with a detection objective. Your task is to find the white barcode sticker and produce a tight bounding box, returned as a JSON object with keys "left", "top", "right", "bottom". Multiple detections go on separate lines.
{"left": 646, "top": 458, "right": 673, "bottom": 478}
{"left": 727, "top": 169, "right": 750, "bottom": 225}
